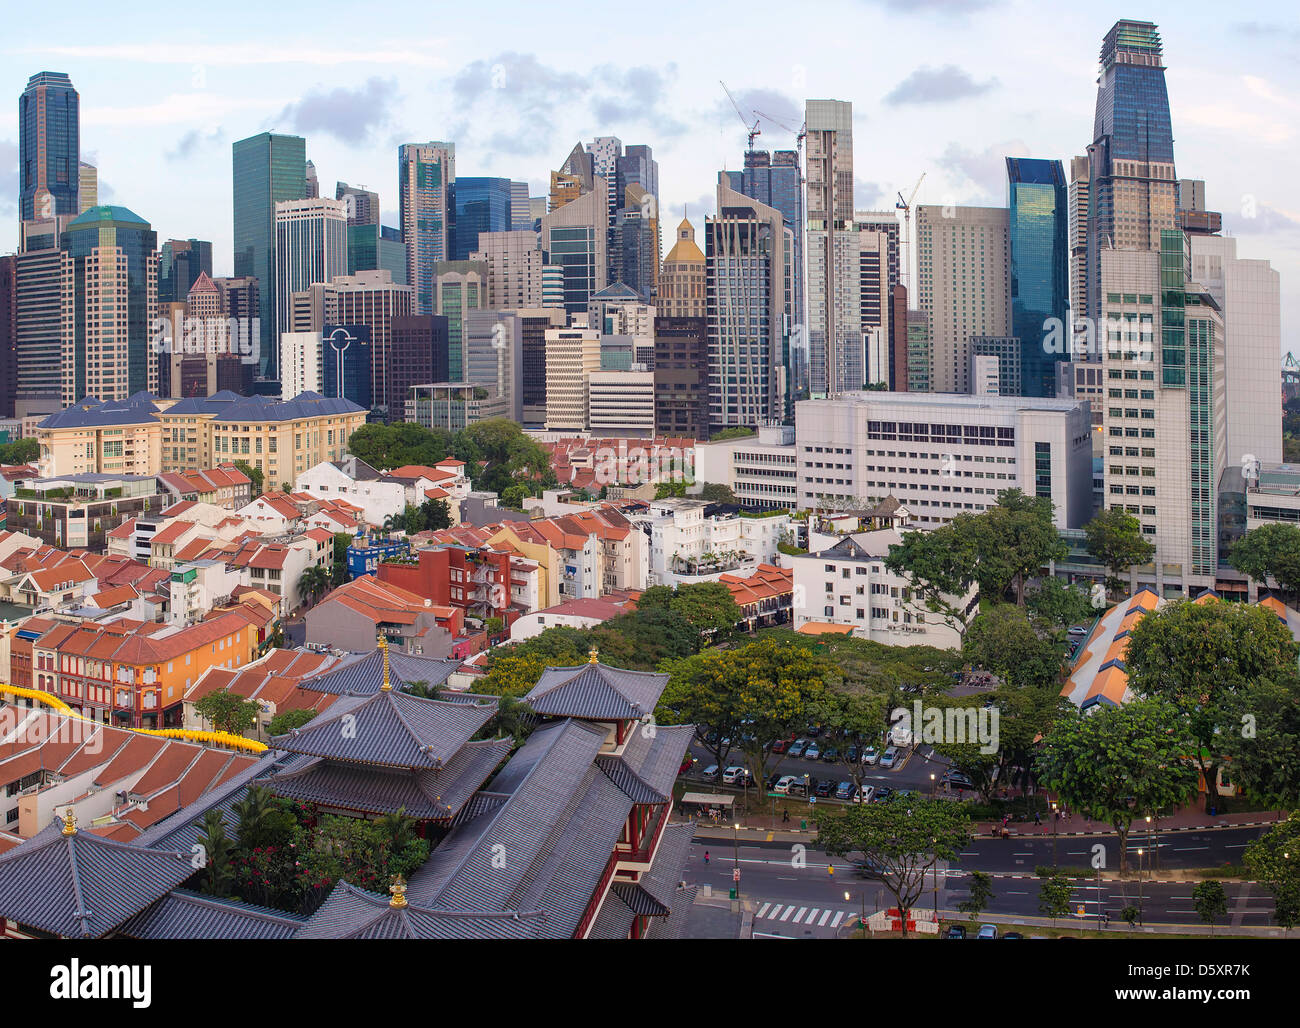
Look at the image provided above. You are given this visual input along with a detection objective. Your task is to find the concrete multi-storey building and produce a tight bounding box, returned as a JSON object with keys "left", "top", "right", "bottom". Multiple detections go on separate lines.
{"left": 471, "top": 230, "right": 551, "bottom": 309}
{"left": 693, "top": 425, "right": 798, "bottom": 510}
{"left": 514, "top": 307, "right": 567, "bottom": 426}
{"left": 915, "top": 204, "right": 1010, "bottom": 395}
{"left": 795, "top": 391, "right": 1094, "bottom": 529}
{"left": 653, "top": 316, "right": 708, "bottom": 440}
{"left": 629, "top": 497, "right": 790, "bottom": 588}
{"left": 540, "top": 185, "right": 607, "bottom": 316}
{"left": 398, "top": 141, "right": 455, "bottom": 315}
{"left": 544, "top": 327, "right": 601, "bottom": 432}
{"left": 1068, "top": 155, "right": 1089, "bottom": 328}
{"left": 279, "top": 331, "right": 322, "bottom": 399}
{"left": 462, "top": 310, "right": 522, "bottom": 423}
{"left": 805, "top": 99, "right": 855, "bottom": 398}
{"left": 658, "top": 217, "right": 706, "bottom": 319}
{"left": 588, "top": 371, "right": 655, "bottom": 437}
{"left": 273, "top": 197, "right": 348, "bottom": 343}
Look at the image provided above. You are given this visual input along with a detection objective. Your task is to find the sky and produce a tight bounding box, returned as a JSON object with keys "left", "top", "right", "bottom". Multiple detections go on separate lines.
{"left": 3, "top": 0, "right": 1299, "bottom": 349}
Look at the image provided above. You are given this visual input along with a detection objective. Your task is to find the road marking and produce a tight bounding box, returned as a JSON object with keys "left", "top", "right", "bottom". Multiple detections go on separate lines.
{"left": 757, "top": 903, "right": 772, "bottom": 918}
{"left": 780, "top": 906, "right": 795, "bottom": 922}
{"left": 819, "top": 909, "right": 832, "bottom": 926}
{"left": 765, "top": 905, "right": 783, "bottom": 920}
{"left": 1173, "top": 846, "right": 1208, "bottom": 852}
{"left": 830, "top": 911, "right": 844, "bottom": 928}
{"left": 793, "top": 907, "right": 808, "bottom": 922}
{"left": 804, "top": 908, "right": 820, "bottom": 924}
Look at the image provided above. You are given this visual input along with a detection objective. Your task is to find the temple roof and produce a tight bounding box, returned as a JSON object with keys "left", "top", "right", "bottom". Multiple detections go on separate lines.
{"left": 525, "top": 660, "right": 669, "bottom": 721}
{"left": 293, "top": 881, "right": 546, "bottom": 940}
{"left": 596, "top": 723, "right": 694, "bottom": 803}
{"left": 119, "top": 889, "right": 306, "bottom": 940}
{"left": 297, "top": 648, "right": 461, "bottom": 696}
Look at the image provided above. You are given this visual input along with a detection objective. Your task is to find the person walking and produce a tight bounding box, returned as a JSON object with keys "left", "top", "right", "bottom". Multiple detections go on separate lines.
{"left": 703, "top": 851, "right": 710, "bottom": 864}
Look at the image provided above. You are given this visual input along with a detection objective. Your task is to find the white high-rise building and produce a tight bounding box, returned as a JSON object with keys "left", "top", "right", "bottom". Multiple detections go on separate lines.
{"left": 805, "top": 99, "right": 855, "bottom": 398}
{"left": 274, "top": 197, "right": 348, "bottom": 342}
{"left": 1067, "top": 155, "right": 1089, "bottom": 325}
{"left": 544, "top": 327, "right": 601, "bottom": 431}
{"left": 588, "top": 371, "right": 655, "bottom": 436}
{"left": 280, "top": 331, "right": 322, "bottom": 397}
{"left": 471, "top": 230, "right": 551, "bottom": 310}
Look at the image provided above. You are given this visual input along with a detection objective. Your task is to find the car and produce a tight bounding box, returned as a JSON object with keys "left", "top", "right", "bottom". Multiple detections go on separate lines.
{"left": 722, "top": 766, "right": 747, "bottom": 785}
{"left": 702, "top": 764, "right": 719, "bottom": 780}
{"left": 807, "top": 725, "right": 823, "bottom": 738}
{"left": 880, "top": 746, "right": 900, "bottom": 769}
{"left": 821, "top": 747, "right": 839, "bottom": 762}
{"left": 947, "top": 925, "right": 967, "bottom": 939}
{"left": 1068, "top": 625, "right": 1089, "bottom": 636}
{"left": 976, "top": 925, "right": 998, "bottom": 940}
{"left": 805, "top": 743, "right": 821, "bottom": 760}
{"left": 861, "top": 746, "right": 879, "bottom": 766}
{"left": 873, "top": 786, "right": 893, "bottom": 803}
{"left": 771, "top": 739, "right": 788, "bottom": 754}
{"left": 1002, "top": 932, "right": 1024, "bottom": 940}
{"left": 774, "top": 775, "right": 798, "bottom": 794}
{"left": 854, "top": 785, "right": 876, "bottom": 804}
{"left": 847, "top": 746, "right": 860, "bottom": 763}
{"left": 853, "top": 857, "right": 886, "bottom": 878}
{"left": 788, "top": 740, "right": 807, "bottom": 758}
{"left": 765, "top": 773, "right": 784, "bottom": 791}
{"left": 814, "top": 779, "right": 834, "bottom": 797}
{"left": 835, "top": 781, "right": 854, "bottom": 800}
{"left": 943, "top": 771, "right": 976, "bottom": 791}
{"left": 788, "top": 778, "right": 809, "bottom": 797}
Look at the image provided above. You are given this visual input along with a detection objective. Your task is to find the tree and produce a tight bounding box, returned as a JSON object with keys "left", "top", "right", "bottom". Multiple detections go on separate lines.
{"left": 808, "top": 689, "right": 893, "bottom": 797}
{"left": 654, "top": 480, "right": 686, "bottom": 499}
{"left": 1084, "top": 508, "right": 1155, "bottom": 596}
{"left": 194, "top": 691, "right": 259, "bottom": 736}
{"left": 970, "top": 489, "right": 1067, "bottom": 606}
{"left": 1035, "top": 699, "right": 1199, "bottom": 871}
{"left": 195, "top": 809, "right": 235, "bottom": 898}
{"left": 1026, "top": 577, "right": 1097, "bottom": 631}
{"left": 1037, "top": 868, "right": 1074, "bottom": 927}
{"left": 697, "top": 482, "right": 737, "bottom": 504}
{"left": 637, "top": 582, "right": 742, "bottom": 646}
{"left": 1243, "top": 813, "right": 1300, "bottom": 932}
{"left": 233, "top": 460, "right": 263, "bottom": 497}
{"left": 419, "top": 497, "right": 452, "bottom": 531}
{"left": 816, "top": 797, "right": 971, "bottom": 938}
{"left": 331, "top": 533, "right": 353, "bottom": 585}
{"left": 1192, "top": 880, "right": 1228, "bottom": 936}
{"left": 267, "top": 708, "right": 318, "bottom": 737}
{"left": 1218, "top": 671, "right": 1300, "bottom": 811}
{"left": 0, "top": 437, "right": 40, "bottom": 465}
{"left": 346, "top": 422, "right": 451, "bottom": 470}
{"left": 962, "top": 604, "right": 1065, "bottom": 690}
{"left": 1228, "top": 523, "right": 1300, "bottom": 598}
{"left": 1125, "top": 598, "right": 1300, "bottom": 812}
{"left": 958, "top": 870, "right": 994, "bottom": 924}
{"left": 231, "top": 785, "right": 298, "bottom": 851}
{"left": 297, "top": 564, "right": 331, "bottom": 608}
{"left": 884, "top": 525, "right": 978, "bottom": 638}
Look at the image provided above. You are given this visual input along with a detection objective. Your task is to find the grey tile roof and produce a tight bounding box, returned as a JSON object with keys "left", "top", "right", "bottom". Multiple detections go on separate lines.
{"left": 38, "top": 393, "right": 161, "bottom": 430}
{"left": 293, "top": 881, "right": 546, "bottom": 939}
{"left": 213, "top": 391, "right": 364, "bottom": 423}
{"left": 270, "top": 688, "right": 496, "bottom": 770}
{"left": 611, "top": 881, "right": 669, "bottom": 916}
{"left": 587, "top": 888, "right": 638, "bottom": 939}
{"left": 298, "top": 649, "right": 461, "bottom": 696}
{"left": 118, "top": 889, "right": 305, "bottom": 940}
{"left": 0, "top": 818, "right": 193, "bottom": 938}
{"left": 639, "top": 822, "right": 696, "bottom": 910}
{"left": 260, "top": 737, "right": 512, "bottom": 819}
{"left": 643, "top": 885, "right": 697, "bottom": 940}
{"left": 525, "top": 662, "right": 670, "bottom": 721}
{"left": 597, "top": 723, "right": 694, "bottom": 803}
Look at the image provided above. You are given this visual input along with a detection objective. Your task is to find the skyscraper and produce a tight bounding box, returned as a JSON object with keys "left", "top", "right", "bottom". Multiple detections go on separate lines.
{"left": 388, "top": 315, "right": 450, "bottom": 421}
{"left": 13, "top": 248, "right": 63, "bottom": 417}
{"left": 398, "top": 142, "right": 455, "bottom": 315}
{"left": 336, "top": 182, "right": 380, "bottom": 226}
{"left": 19, "top": 72, "right": 79, "bottom": 224}
{"left": 434, "top": 261, "right": 488, "bottom": 383}
{"left": 1006, "top": 157, "right": 1069, "bottom": 397}
{"left": 274, "top": 197, "right": 349, "bottom": 340}
{"left": 450, "top": 177, "right": 513, "bottom": 261}
{"left": 233, "top": 132, "right": 308, "bottom": 380}
{"left": 321, "top": 325, "right": 373, "bottom": 409}
{"left": 78, "top": 162, "right": 97, "bottom": 214}
{"left": 540, "top": 185, "right": 607, "bottom": 315}
{"left": 471, "top": 231, "right": 551, "bottom": 310}
{"left": 659, "top": 217, "right": 706, "bottom": 319}
{"left": 1067, "top": 155, "right": 1090, "bottom": 325}
{"left": 0, "top": 257, "right": 15, "bottom": 419}
{"left": 159, "top": 239, "right": 214, "bottom": 306}
{"left": 805, "top": 99, "right": 854, "bottom": 398}
{"left": 1085, "top": 19, "right": 1177, "bottom": 321}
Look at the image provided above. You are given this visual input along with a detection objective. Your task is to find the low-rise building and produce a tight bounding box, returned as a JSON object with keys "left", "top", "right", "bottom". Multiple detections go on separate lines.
{"left": 302, "top": 575, "right": 456, "bottom": 656}
{"left": 6, "top": 473, "right": 167, "bottom": 550}
{"left": 630, "top": 498, "right": 790, "bottom": 588}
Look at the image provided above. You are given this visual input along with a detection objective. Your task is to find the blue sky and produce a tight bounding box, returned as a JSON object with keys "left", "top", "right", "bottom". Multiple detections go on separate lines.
{"left": 4, "top": 0, "right": 1298, "bottom": 346}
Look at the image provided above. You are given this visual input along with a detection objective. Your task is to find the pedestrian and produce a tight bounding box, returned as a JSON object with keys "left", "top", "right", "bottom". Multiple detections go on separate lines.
{"left": 703, "top": 851, "right": 710, "bottom": 864}
{"left": 1034, "top": 811, "right": 1041, "bottom": 827}
{"left": 782, "top": 809, "right": 790, "bottom": 824}
{"left": 828, "top": 864, "right": 835, "bottom": 877}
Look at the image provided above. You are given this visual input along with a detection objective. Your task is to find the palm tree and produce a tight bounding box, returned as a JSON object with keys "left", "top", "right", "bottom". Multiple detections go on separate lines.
{"left": 195, "top": 810, "right": 235, "bottom": 897}
{"left": 297, "top": 565, "right": 331, "bottom": 608}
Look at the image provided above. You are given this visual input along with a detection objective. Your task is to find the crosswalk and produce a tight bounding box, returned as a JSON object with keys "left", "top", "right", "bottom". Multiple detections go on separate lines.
{"left": 754, "top": 901, "right": 855, "bottom": 929}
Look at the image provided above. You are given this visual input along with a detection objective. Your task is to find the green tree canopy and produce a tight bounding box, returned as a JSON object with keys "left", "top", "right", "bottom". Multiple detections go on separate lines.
{"left": 0, "top": 437, "right": 40, "bottom": 465}
{"left": 194, "top": 691, "right": 260, "bottom": 736}
{"left": 1228, "top": 523, "right": 1300, "bottom": 597}
{"left": 1084, "top": 507, "right": 1156, "bottom": 596}
{"left": 963, "top": 603, "right": 1067, "bottom": 690}
{"left": 1243, "top": 814, "right": 1300, "bottom": 931}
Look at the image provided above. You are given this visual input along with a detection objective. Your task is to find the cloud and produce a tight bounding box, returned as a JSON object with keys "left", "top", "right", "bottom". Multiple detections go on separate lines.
{"left": 866, "top": 0, "right": 999, "bottom": 9}
{"left": 590, "top": 64, "right": 687, "bottom": 137}
{"left": 167, "top": 127, "right": 226, "bottom": 162}
{"left": 85, "top": 93, "right": 285, "bottom": 127}
{"left": 1233, "top": 22, "right": 1300, "bottom": 43}
{"left": 1223, "top": 202, "right": 1300, "bottom": 236}
{"left": 855, "top": 179, "right": 889, "bottom": 210}
{"left": 453, "top": 52, "right": 587, "bottom": 111}
{"left": 714, "top": 87, "right": 802, "bottom": 144}
{"left": 0, "top": 140, "right": 16, "bottom": 212}
{"left": 18, "top": 42, "right": 447, "bottom": 68}
{"left": 936, "top": 139, "right": 1029, "bottom": 199}
{"left": 278, "top": 77, "right": 399, "bottom": 146}
{"left": 885, "top": 65, "right": 998, "bottom": 105}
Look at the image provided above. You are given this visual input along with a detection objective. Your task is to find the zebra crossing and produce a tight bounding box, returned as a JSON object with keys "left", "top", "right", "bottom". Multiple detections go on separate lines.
{"left": 754, "top": 901, "right": 856, "bottom": 930}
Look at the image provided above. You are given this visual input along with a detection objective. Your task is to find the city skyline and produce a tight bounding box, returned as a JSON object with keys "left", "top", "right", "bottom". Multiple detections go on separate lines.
{"left": 3, "top": 1, "right": 1297, "bottom": 347}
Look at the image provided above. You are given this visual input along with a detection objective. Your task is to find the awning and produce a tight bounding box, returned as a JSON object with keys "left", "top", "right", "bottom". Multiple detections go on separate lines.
{"left": 680, "top": 792, "right": 734, "bottom": 807}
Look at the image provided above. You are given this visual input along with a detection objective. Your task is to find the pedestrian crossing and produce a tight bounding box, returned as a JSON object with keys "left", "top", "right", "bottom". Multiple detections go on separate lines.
{"left": 755, "top": 901, "right": 854, "bottom": 928}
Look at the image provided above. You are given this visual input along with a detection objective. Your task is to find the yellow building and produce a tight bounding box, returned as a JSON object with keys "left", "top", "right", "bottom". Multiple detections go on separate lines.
{"left": 208, "top": 393, "right": 366, "bottom": 489}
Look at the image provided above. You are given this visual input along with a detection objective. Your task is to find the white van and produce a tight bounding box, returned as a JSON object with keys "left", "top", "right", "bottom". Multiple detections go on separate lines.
{"left": 774, "top": 775, "right": 798, "bottom": 794}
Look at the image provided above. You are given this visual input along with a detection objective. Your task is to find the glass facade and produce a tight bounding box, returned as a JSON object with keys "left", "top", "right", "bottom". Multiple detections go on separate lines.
{"left": 232, "top": 133, "right": 307, "bottom": 379}
{"left": 322, "top": 324, "right": 372, "bottom": 409}
{"left": 1006, "top": 158, "right": 1068, "bottom": 397}
{"left": 19, "top": 72, "right": 80, "bottom": 222}
{"left": 398, "top": 142, "right": 455, "bottom": 315}
{"left": 550, "top": 226, "right": 599, "bottom": 314}
{"left": 724, "top": 150, "right": 804, "bottom": 342}
{"left": 159, "top": 239, "right": 213, "bottom": 305}
{"left": 450, "top": 177, "right": 512, "bottom": 261}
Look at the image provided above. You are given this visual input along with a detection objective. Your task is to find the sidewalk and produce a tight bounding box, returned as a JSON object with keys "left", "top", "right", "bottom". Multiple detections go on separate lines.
{"left": 840, "top": 908, "right": 1291, "bottom": 938}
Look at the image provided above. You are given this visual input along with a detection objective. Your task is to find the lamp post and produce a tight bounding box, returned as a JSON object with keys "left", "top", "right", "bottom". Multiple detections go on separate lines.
{"left": 1146, "top": 813, "right": 1159, "bottom": 872}
{"left": 930, "top": 772, "right": 936, "bottom": 799}
{"left": 1051, "top": 801, "right": 1059, "bottom": 867}
{"left": 1137, "top": 847, "right": 1145, "bottom": 925}
{"left": 732, "top": 821, "right": 741, "bottom": 900}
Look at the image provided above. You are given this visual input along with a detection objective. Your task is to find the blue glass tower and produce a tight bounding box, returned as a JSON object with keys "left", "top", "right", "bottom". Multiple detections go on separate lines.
{"left": 19, "top": 72, "right": 80, "bottom": 223}
{"left": 450, "top": 177, "right": 512, "bottom": 261}
{"left": 1006, "top": 157, "right": 1068, "bottom": 397}
{"left": 322, "top": 324, "right": 373, "bottom": 410}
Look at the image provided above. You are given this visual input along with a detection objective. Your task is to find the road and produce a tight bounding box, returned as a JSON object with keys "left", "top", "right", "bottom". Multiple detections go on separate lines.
{"left": 684, "top": 826, "right": 1274, "bottom": 938}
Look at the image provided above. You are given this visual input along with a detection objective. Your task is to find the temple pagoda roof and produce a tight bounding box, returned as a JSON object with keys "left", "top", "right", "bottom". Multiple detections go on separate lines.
{"left": 297, "top": 648, "right": 461, "bottom": 696}
{"left": 525, "top": 657, "right": 669, "bottom": 721}
{"left": 293, "top": 880, "right": 546, "bottom": 939}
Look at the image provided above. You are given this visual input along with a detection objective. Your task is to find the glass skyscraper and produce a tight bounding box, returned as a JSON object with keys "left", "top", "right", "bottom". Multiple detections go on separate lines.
{"left": 1006, "top": 157, "right": 1068, "bottom": 397}
{"left": 19, "top": 72, "right": 79, "bottom": 223}
{"left": 398, "top": 142, "right": 455, "bottom": 316}
{"left": 723, "top": 149, "right": 804, "bottom": 336}
{"left": 159, "top": 239, "right": 213, "bottom": 305}
{"left": 450, "top": 177, "right": 513, "bottom": 261}
{"left": 322, "top": 324, "right": 373, "bottom": 410}
{"left": 232, "top": 132, "right": 307, "bottom": 380}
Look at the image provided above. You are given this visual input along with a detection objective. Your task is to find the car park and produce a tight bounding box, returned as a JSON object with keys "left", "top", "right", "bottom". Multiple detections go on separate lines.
{"left": 861, "top": 746, "right": 878, "bottom": 766}
{"left": 722, "top": 766, "right": 747, "bottom": 785}
{"left": 880, "top": 746, "right": 900, "bottom": 769}
{"left": 702, "top": 764, "right": 719, "bottom": 780}
{"left": 943, "top": 771, "right": 976, "bottom": 791}
{"left": 1068, "top": 626, "right": 1089, "bottom": 636}
{"left": 788, "top": 740, "right": 807, "bottom": 758}
{"left": 766, "top": 773, "right": 783, "bottom": 791}
{"left": 774, "top": 775, "right": 798, "bottom": 794}
{"left": 787, "top": 778, "right": 809, "bottom": 797}
{"left": 807, "top": 726, "right": 822, "bottom": 738}
{"left": 977, "top": 925, "right": 998, "bottom": 940}
{"left": 805, "top": 743, "right": 821, "bottom": 760}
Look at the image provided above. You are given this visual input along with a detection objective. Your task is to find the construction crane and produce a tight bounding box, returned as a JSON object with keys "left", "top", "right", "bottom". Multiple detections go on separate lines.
{"left": 895, "top": 173, "right": 926, "bottom": 296}
{"left": 720, "top": 81, "right": 761, "bottom": 151}
{"left": 752, "top": 109, "right": 807, "bottom": 156}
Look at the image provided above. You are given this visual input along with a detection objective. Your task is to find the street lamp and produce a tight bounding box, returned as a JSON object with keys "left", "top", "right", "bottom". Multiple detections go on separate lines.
{"left": 1137, "top": 847, "right": 1145, "bottom": 926}
{"left": 847, "top": 889, "right": 866, "bottom": 934}
{"left": 1051, "top": 801, "right": 1059, "bottom": 867}
{"left": 732, "top": 822, "right": 741, "bottom": 900}
{"left": 930, "top": 772, "right": 936, "bottom": 799}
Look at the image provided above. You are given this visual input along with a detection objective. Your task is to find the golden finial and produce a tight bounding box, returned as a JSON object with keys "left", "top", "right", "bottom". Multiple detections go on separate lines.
{"left": 61, "top": 808, "right": 78, "bottom": 836}
{"left": 377, "top": 634, "right": 392, "bottom": 691}
{"left": 588, "top": 646, "right": 599, "bottom": 665}
{"left": 389, "top": 875, "right": 408, "bottom": 908}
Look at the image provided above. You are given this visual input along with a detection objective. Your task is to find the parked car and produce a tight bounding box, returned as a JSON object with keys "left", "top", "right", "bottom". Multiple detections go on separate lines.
{"left": 861, "top": 746, "right": 879, "bottom": 766}
{"left": 847, "top": 746, "right": 860, "bottom": 763}
{"left": 1002, "top": 932, "right": 1024, "bottom": 940}
{"left": 787, "top": 778, "right": 809, "bottom": 797}
{"left": 766, "top": 773, "right": 784, "bottom": 791}
{"left": 722, "top": 766, "right": 747, "bottom": 785}
{"left": 702, "top": 764, "right": 719, "bottom": 780}
{"left": 774, "top": 775, "right": 798, "bottom": 794}
{"left": 977, "top": 925, "right": 998, "bottom": 940}
{"left": 854, "top": 785, "right": 876, "bottom": 804}
{"left": 873, "top": 786, "right": 892, "bottom": 803}
{"left": 788, "top": 740, "right": 807, "bottom": 758}
{"left": 821, "top": 747, "right": 839, "bottom": 762}
{"left": 814, "top": 779, "right": 833, "bottom": 797}
{"left": 943, "top": 771, "right": 976, "bottom": 791}
{"left": 771, "top": 739, "right": 788, "bottom": 754}
{"left": 880, "top": 746, "right": 900, "bottom": 769}
{"left": 807, "top": 725, "right": 823, "bottom": 738}
{"left": 835, "top": 781, "right": 854, "bottom": 800}
{"left": 1068, "top": 625, "right": 1089, "bottom": 636}
{"left": 947, "top": 925, "right": 967, "bottom": 939}
{"left": 805, "top": 743, "right": 821, "bottom": 760}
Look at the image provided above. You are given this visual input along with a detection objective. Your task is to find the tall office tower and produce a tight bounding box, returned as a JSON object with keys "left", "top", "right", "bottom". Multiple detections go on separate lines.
{"left": 510, "top": 181, "right": 533, "bottom": 231}
{"left": 808, "top": 227, "right": 863, "bottom": 394}
{"left": 13, "top": 248, "right": 63, "bottom": 417}
{"left": 280, "top": 331, "right": 323, "bottom": 399}
{"left": 512, "top": 307, "right": 567, "bottom": 426}
{"left": 398, "top": 141, "right": 455, "bottom": 315}
{"left": 321, "top": 325, "right": 372, "bottom": 409}
{"left": 434, "top": 261, "right": 488, "bottom": 383}
{"left": 232, "top": 132, "right": 307, "bottom": 379}
{"left": 1067, "top": 155, "right": 1089, "bottom": 328}
{"left": 653, "top": 316, "right": 708, "bottom": 439}
{"left": 549, "top": 143, "right": 595, "bottom": 212}
{"left": 274, "top": 197, "right": 349, "bottom": 340}
{"left": 450, "top": 177, "right": 513, "bottom": 261}
{"left": 587, "top": 136, "right": 623, "bottom": 221}
{"left": 60, "top": 205, "right": 159, "bottom": 404}
{"left": 0, "top": 257, "right": 15, "bottom": 418}
{"left": 212, "top": 275, "right": 260, "bottom": 394}
{"left": 77, "top": 162, "right": 97, "bottom": 213}
{"left": 706, "top": 180, "right": 790, "bottom": 429}
{"left": 530, "top": 196, "right": 548, "bottom": 224}
{"left": 659, "top": 217, "right": 706, "bottom": 319}
{"left": 854, "top": 211, "right": 902, "bottom": 390}
{"left": 611, "top": 183, "right": 659, "bottom": 298}
{"left": 336, "top": 182, "right": 380, "bottom": 226}
{"left": 1176, "top": 178, "right": 1223, "bottom": 235}
{"left": 1099, "top": 232, "right": 1224, "bottom": 594}
{"left": 159, "top": 239, "right": 214, "bottom": 305}
{"left": 544, "top": 326, "right": 601, "bottom": 431}
{"left": 389, "top": 315, "right": 451, "bottom": 421}
{"left": 471, "top": 230, "right": 550, "bottom": 309}
{"left": 906, "top": 310, "right": 931, "bottom": 393}
{"left": 588, "top": 284, "right": 655, "bottom": 337}
{"left": 331, "top": 270, "right": 413, "bottom": 417}
{"left": 17, "top": 212, "right": 73, "bottom": 254}
{"left": 805, "top": 99, "right": 854, "bottom": 398}
{"left": 167, "top": 271, "right": 240, "bottom": 399}
{"left": 463, "top": 310, "right": 522, "bottom": 423}
{"left": 723, "top": 149, "right": 804, "bottom": 361}
{"left": 889, "top": 285, "right": 909, "bottom": 391}
{"left": 347, "top": 223, "right": 407, "bottom": 284}
{"left": 1190, "top": 234, "right": 1282, "bottom": 467}
{"left": 915, "top": 204, "right": 1010, "bottom": 394}
{"left": 1006, "top": 157, "right": 1069, "bottom": 397}
{"left": 1085, "top": 20, "right": 1177, "bottom": 323}
{"left": 305, "top": 160, "right": 319, "bottom": 198}
{"left": 540, "top": 184, "right": 608, "bottom": 315}
{"left": 19, "top": 72, "right": 79, "bottom": 224}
